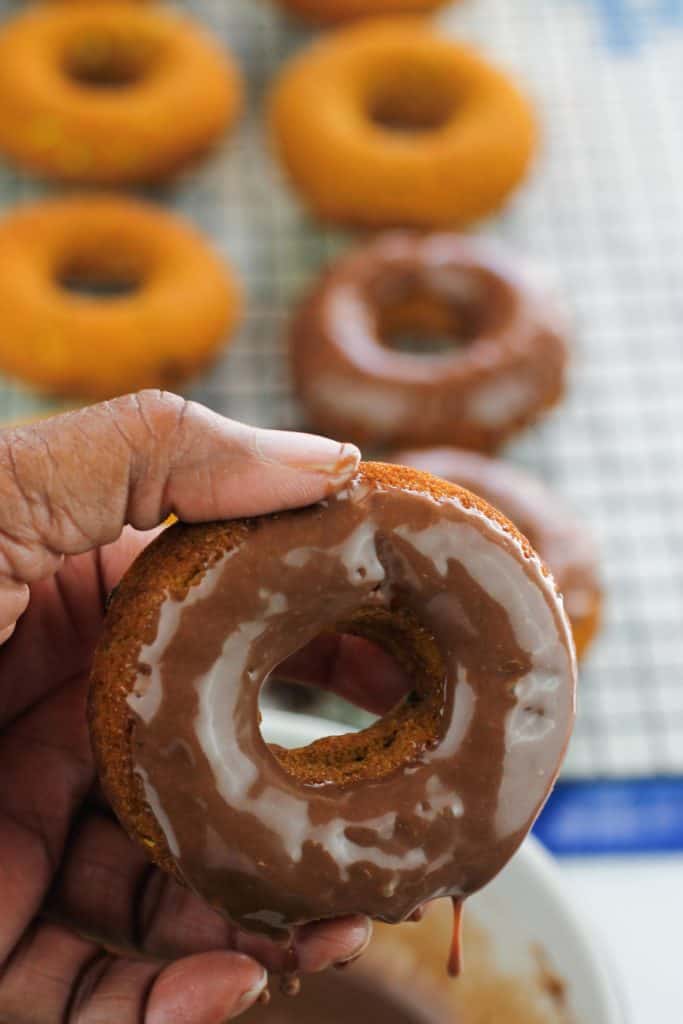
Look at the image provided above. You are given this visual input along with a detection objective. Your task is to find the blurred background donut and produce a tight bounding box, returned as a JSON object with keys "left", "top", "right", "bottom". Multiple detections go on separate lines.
{"left": 391, "top": 447, "right": 602, "bottom": 658}
{"left": 0, "top": 195, "right": 241, "bottom": 397}
{"left": 289, "top": 232, "right": 567, "bottom": 450}
{"left": 269, "top": 18, "right": 536, "bottom": 227}
{"left": 0, "top": 2, "right": 242, "bottom": 185}
{"left": 274, "top": 0, "right": 451, "bottom": 25}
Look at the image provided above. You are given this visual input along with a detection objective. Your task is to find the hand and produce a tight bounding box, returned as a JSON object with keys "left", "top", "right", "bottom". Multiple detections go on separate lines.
{"left": 0, "top": 391, "right": 373, "bottom": 1024}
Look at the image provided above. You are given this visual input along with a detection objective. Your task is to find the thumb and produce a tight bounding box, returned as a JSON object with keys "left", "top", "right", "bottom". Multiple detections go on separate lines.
{"left": 0, "top": 390, "right": 359, "bottom": 629}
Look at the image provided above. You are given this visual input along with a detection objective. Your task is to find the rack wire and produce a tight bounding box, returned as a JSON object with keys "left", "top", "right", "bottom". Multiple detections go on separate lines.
{"left": 0, "top": 0, "right": 682, "bottom": 778}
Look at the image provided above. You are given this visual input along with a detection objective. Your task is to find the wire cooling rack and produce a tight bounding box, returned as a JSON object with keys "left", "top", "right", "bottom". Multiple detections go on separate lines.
{"left": 0, "top": 0, "right": 682, "bottom": 780}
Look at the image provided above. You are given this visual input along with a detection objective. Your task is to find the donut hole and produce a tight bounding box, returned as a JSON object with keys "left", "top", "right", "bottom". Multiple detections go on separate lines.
{"left": 57, "top": 262, "right": 144, "bottom": 299}
{"left": 261, "top": 631, "right": 400, "bottom": 730}
{"left": 62, "top": 29, "right": 163, "bottom": 89}
{"left": 58, "top": 268, "right": 141, "bottom": 299}
{"left": 55, "top": 253, "right": 145, "bottom": 299}
{"left": 263, "top": 607, "right": 446, "bottom": 786}
{"left": 376, "top": 287, "right": 485, "bottom": 356}
{"left": 367, "top": 67, "right": 456, "bottom": 134}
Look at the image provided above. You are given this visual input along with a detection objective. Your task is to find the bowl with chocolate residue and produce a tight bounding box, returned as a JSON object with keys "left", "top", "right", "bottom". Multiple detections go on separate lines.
{"left": 258, "top": 710, "right": 627, "bottom": 1024}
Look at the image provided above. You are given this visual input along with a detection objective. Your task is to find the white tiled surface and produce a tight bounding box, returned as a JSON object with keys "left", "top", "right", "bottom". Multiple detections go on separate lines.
{"left": 0, "top": 0, "right": 682, "bottom": 776}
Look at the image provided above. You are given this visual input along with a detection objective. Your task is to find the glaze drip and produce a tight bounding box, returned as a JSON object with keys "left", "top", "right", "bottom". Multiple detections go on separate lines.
{"left": 448, "top": 898, "right": 464, "bottom": 977}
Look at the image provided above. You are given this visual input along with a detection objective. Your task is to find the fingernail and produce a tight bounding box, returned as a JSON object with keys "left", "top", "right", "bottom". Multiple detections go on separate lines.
{"left": 230, "top": 966, "right": 269, "bottom": 1018}
{"left": 334, "top": 920, "right": 372, "bottom": 967}
{"left": 0, "top": 623, "right": 15, "bottom": 644}
{"left": 255, "top": 429, "right": 360, "bottom": 479}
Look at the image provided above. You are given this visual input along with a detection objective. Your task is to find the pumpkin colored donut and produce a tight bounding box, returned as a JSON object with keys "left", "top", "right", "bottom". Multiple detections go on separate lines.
{"left": 0, "top": 3, "right": 242, "bottom": 185}
{"left": 0, "top": 195, "right": 241, "bottom": 398}
{"left": 89, "top": 462, "right": 576, "bottom": 956}
{"left": 275, "top": 0, "right": 449, "bottom": 24}
{"left": 270, "top": 19, "right": 536, "bottom": 228}
{"left": 393, "top": 448, "right": 602, "bottom": 658}
{"left": 289, "top": 232, "right": 568, "bottom": 451}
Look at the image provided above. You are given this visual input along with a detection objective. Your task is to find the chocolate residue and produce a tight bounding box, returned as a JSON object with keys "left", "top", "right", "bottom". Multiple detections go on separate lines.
{"left": 280, "top": 974, "right": 301, "bottom": 998}
{"left": 243, "top": 963, "right": 452, "bottom": 1023}
{"left": 534, "top": 945, "right": 568, "bottom": 1008}
{"left": 368, "top": 903, "right": 575, "bottom": 1024}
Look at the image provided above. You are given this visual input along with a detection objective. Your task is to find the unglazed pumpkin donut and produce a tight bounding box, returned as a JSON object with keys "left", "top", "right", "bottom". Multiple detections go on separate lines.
{"left": 270, "top": 19, "right": 536, "bottom": 228}
{"left": 393, "top": 449, "right": 602, "bottom": 658}
{"left": 276, "top": 0, "right": 449, "bottom": 24}
{"left": 0, "top": 196, "right": 241, "bottom": 398}
{"left": 289, "top": 232, "right": 568, "bottom": 451}
{"left": 0, "top": 3, "right": 242, "bottom": 185}
{"left": 89, "top": 462, "right": 576, "bottom": 961}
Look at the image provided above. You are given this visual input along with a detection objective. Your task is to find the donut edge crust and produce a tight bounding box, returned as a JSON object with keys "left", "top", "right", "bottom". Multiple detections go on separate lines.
{"left": 88, "top": 462, "right": 547, "bottom": 902}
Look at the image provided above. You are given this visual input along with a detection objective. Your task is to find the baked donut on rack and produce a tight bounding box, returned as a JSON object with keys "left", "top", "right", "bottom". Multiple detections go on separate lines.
{"left": 0, "top": 3, "right": 242, "bottom": 185}
{"left": 89, "top": 462, "right": 576, "bottom": 971}
{"left": 289, "top": 232, "right": 568, "bottom": 451}
{"left": 275, "top": 0, "right": 449, "bottom": 24}
{"left": 0, "top": 195, "right": 241, "bottom": 397}
{"left": 393, "top": 448, "right": 602, "bottom": 658}
{"left": 270, "top": 19, "right": 536, "bottom": 227}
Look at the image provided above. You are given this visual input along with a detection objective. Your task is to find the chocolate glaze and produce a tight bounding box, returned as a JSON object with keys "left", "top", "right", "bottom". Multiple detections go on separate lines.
{"left": 394, "top": 447, "right": 601, "bottom": 647}
{"left": 127, "top": 472, "right": 575, "bottom": 940}
{"left": 290, "top": 233, "right": 568, "bottom": 451}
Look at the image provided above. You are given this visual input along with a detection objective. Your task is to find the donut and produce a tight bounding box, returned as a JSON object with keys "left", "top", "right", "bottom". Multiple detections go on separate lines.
{"left": 289, "top": 233, "right": 568, "bottom": 451}
{"left": 0, "top": 3, "right": 242, "bottom": 185}
{"left": 275, "top": 0, "right": 449, "bottom": 24}
{"left": 0, "top": 195, "right": 241, "bottom": 398}
{"left": 269, "top": 19, "right": 536, "bottom": 228}
{"left": 89, "top": 462, "right": 576, "bottom": 967}
{"left": 393, "top": 449, "right": 601, "bottom": 658}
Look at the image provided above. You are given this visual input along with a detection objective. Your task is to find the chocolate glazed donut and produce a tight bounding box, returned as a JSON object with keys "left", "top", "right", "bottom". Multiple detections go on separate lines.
{"left": 89, "top": 464, "right": 576, "bottom": 971}
{"left": 290, "top": 233, "right": 568, "bottom": 451}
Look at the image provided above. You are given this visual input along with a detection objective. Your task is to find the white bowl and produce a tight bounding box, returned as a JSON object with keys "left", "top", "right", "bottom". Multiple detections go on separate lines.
{"left": 262, "top": 709, "right": 627, "bottom": 1024}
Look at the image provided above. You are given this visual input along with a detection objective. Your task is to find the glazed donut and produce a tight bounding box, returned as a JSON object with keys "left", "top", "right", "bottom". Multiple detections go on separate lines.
{"left": 393, "top": 449, "right": 601, "bottom": 658}
{"left": 0, "top": 196, "right": 241, "bottom": 398}
{"left": 0, "top": 4, "right": 242, "bottom": 185}
{"left": 275, "top": 0, "right": 449, "bottom": 24}
{"left": 289, "top": 233, "right": 568, "bottom": 451}
{"left": 89, "top": 462, "right": 575, "bottom": 963}
{"left": 269, "top": 19, "right": 536, "bottom": 228}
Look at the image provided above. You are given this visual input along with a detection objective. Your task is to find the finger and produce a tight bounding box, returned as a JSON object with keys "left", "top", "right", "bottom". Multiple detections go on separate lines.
{"left": 276, "top": 634, "right": 412, "bottom": 715}
{"left": 233, "top": 916, "right": 372, "bottom": 974}
{"left": 0, "top": 527, "right": 164, "bottom": 732}
{"left": 0, "top": 921, "right": 97, "bottom": 1023}
{"left": 0, "top": 672, "right": 93, "bottom": 964}
{"left": 0, "top": 551, "right": 105, "bottom": 729}
{"left": 0, "top": 389, "right": 360, "bottom": 594}
{"left": 0, "top": 921, "right": 267, "bottom": 1024}
{"left": 49, "top": 811, "right": 373, "bottom": 974}
{"left": 98, "top": 525, "right": 165, "bottom": 595}
{"left": 144, "top": 953, "right": 267, "bottom": 1024}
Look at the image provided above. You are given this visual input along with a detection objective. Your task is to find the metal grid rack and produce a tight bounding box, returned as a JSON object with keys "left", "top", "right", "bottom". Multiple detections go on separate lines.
{"left": 0, "top": 0, "right": 682, "bottom": 779}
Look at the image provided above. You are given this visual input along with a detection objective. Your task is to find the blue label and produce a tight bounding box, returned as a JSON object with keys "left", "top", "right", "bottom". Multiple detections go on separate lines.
{"left": 534, "top": 778, "right": 683, "bottom": 854}
{"left": 573, "top": 0, "right": 683, "bottom": 51}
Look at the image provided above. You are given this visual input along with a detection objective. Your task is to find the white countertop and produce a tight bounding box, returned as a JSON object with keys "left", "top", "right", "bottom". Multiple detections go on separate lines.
{"left": 562, "top": 856, "right": 683, "bottom": 1023}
